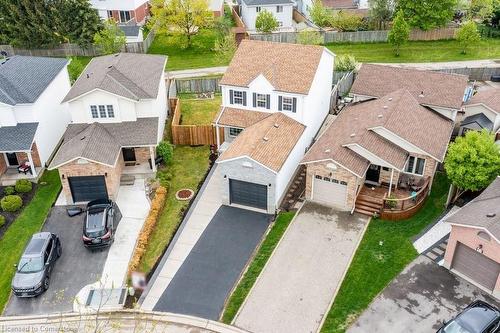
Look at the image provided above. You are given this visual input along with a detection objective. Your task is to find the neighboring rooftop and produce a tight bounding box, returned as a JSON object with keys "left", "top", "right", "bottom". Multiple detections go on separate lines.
{"left": 446, "top": 177, "right": 500, "bottom": 241}
{"left": 63, "top": 53, "right": 167, "bottom": 103}
{"left": 0, "top": 122, "right": 38, "bottom": 152}
{"left": 461, "top": 113, "right": 494, "bottom": 131}
{"left": 351, "top": 64, "right": 469, "bottom": 109}
{"left": 0, "top": 56, "right": 68, "bottom": 106}
{"left": 219, "top": 40, "right": 328, "bottom": 95}
{"left": 467, "top": 88, "right": 500, "bottom": 113}
{"left": 218, "top": 112, "right": 305, "bottom": 172}
{"left": 50, "top": 117, "right": 158, "bottom": 168}
{"left": 119, "top": 25, "right": 141, "bottom": 37}
{"left": 322, "top": 0, "right": 357, "bottom": 9}
{"left": 214, "top": 106, "right": 272, "bottom": 128}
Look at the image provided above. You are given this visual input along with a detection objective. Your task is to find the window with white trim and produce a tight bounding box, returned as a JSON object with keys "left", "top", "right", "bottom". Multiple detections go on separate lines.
{"left": 90, "top": 105, "right": 98, "bottom": 118}
{"left": 233, "top": 91, "right": 244, "bottom": 105}
{"left": 99, "top": 105, "right": 107, "bottom": 118}
{"left": 256, "top": 94, "right": 267, "bottom": 108}
{"left": 282, "top": 97, "right": 293, "bottom": 111}
{"left": 256, "top": 6, "right": 261, "bottom": 12}
{"left": 405, "top": 156, "right": 425, "bottom": 175}
{"left": 106, "top": 105, "right": 114, "bottom": 117}
{"left": 229, "top": 127, "right": 243, "bottom": 137}
{"left": 119, "top": 10, "right": 131, "bottom": 23}
{"left": 276, "top": 5, "right": 283, "bottom": 12}
{"left": 90, "top": 105, "right": 116, "bottom": 119}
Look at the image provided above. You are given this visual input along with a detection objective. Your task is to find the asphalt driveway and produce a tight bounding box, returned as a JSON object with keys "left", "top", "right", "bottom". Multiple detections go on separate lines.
{"left": 348, "top": 256, "right": 500, "bottom": 333}
{"left": 153, "top": 205, "right": 271, "bottom": 320}
{"left": 3, "top": 206, "right": 113, "bottom": 316}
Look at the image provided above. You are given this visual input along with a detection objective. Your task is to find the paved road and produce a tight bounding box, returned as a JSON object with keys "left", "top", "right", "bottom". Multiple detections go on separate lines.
{"left": 234, "top": 201, "right": 369, "bottom": 333}
{"left": 348, "top": 256, "right": 500, "bottom": 333}
{"left": 4, "top": 207, "right": 111, "bottom": 316}
{"left": 153, "top": 206, "right": 271, "bottom": 320}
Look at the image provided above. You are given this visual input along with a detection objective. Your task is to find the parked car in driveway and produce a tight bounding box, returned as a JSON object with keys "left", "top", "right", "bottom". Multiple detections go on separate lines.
{"left": 82, "top": 199, "right": 117, "bottom": 249}
{"left": 437, "top": 300, "right": 500, "bottom": 333}
{"left": 12, "top": 232, "right": 62, "bottom": 297}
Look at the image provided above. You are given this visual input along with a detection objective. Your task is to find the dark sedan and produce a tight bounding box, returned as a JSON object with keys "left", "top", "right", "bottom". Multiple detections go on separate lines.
{"left": 438, "top": 300, "right": 500, "bottom": 333}
{"left": 82, "top": 199, "right": 117, "bottom": 249}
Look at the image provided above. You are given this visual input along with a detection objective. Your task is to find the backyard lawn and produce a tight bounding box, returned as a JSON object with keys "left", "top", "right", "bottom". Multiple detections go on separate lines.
{"left": 328, "top": 38, "right": 500, "bottom": 63}
{"left": 178, "top": 93, "right": 222, "bottom": 125}
{"left": 222, "top": 211, "right": 296, "bottom": 324}
{"left": 67, "top": 56, "right": 92, "bottom": 83}
{"left": 138, "top": 145, "right": 210, "bottom": 273}
{"left": 0, "top": 170, "right": 61, "bottom": 313}
{"left": 320, "top": 172, "right": 450, "bottom": 333}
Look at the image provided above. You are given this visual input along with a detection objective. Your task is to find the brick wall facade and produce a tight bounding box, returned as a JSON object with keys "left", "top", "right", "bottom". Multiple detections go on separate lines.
{"left": 0, "top": 155, "right": 6, "bottom": 176}
{"left": 108, "top": 3, "right": 149, "bottom": 24}
{"left": 305, "top": 161, "right": 361, "bottom": 210}
{"left": 444, "top": 225, "right": 500, "bottom": 297}
{"left": 134, "top": 147, "right": 152, "bottom": 164}
{"left": 379, "top": 167, "right": 400, "bottom": 186}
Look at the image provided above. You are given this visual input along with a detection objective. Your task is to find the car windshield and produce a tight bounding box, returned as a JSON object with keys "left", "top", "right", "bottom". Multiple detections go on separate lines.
{"left": 85, "top": 207, "right": 107, "bottom": 238}
{"left": 17, "top": 256, "right": 44, "bottom": 273}
{"left": 443, "top": 321, "right": 473, "bottom": 333}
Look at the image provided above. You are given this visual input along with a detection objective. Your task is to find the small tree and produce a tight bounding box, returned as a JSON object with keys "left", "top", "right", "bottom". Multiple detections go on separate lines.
{"left": 330, "top": 10, "right": 366, "bottom": 31}
{"left": 308, "top": 0, "right": 331, "bottom": 27}
{"left": 214, "top": 33, "right": 237, "bottom": 62}
{"left": 444, "top": 130, "right": 500, "bottom": 201}
{"left": 255, "top": 10, "right": 279, "bottom": 33}
{"left": 334, "top": 54, "right": 357, "bottom": 72}
{"left": 157, "top": 141, "right": 174, "bottom": 165}
{"left": 455, "top": 21, "right": 481, "bottom": 54}
{"left": 93, "top": 19, "right": 126, "bottom": 54}
{"left": 296, "top": 30, "right": 323, "bottom": 45}
{"left": 388, "top": 10, "right": 410, "bottom": 56}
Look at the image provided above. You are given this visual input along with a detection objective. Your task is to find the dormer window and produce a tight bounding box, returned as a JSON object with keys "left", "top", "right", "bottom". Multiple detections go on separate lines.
{"left": 90, "top": 105, "right": 115, "bottom": 119}
{"left": 253, "top": 93, "right": 270, "bottom": 109}
{"left": 278, "top": 96, "right": 297, "bottom": 113}
{"left": 229, "top": 90, "right": 247, "bottom": 106}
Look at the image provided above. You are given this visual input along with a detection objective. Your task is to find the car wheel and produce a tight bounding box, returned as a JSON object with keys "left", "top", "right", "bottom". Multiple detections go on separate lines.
{"left": 43, "top": 277, "right": 50, "bottom": 291}
{"left": 57, "top": 244, "right": 62, "bottom": 258}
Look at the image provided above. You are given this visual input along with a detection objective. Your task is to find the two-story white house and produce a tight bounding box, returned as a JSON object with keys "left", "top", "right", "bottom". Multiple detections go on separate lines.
{"left": 0, "top": 56, "right": 71, "bottom": 185}
{"left": 90, "top": 0, "right": 150, "bottom": 24}
{"left": 213, "top": 40, "right": 335, "bottom": 214}
{"left": 49, "top": 53, "right": 167, "bottom": 204}
{"left": 239, "top": 0, "right": 295, "bottom": 32}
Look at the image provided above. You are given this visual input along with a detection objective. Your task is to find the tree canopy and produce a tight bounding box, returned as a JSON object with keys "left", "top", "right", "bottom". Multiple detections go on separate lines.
{"left": 369, "top": 0, "right": 395, "bottom": 29}
{"left": 455, "top": 21, "right": 481, "bottom": 54}
{"left": 255, "top": 10, "right": 279, "bottom": 33}
{"left": 396, "top": 0, "right": 457, "bottom": 30}
{"left": 93, "top": 19, "right": 126, "bottom": 54}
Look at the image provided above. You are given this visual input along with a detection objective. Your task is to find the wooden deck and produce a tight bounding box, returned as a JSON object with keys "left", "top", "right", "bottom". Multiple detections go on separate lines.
{"left": 359, "top": 185, "right": 415, "bottom": 201}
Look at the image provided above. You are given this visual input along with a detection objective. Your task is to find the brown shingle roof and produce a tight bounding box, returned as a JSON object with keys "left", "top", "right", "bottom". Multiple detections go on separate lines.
{"left": 218, "top": 113, "right": 305, "bottom": 172}
{"left": 63, "top": 53, "right": 167, "bottom": 102}
{"left": 350, "top": 64, "right": 468, "bottom": 109}
{"left": 467, "top": 88, "right": 500, "bottom": 114}
{"left": 214, "top": 106, "right": 272, "bottom": 128}
{"left": 219, "top": 40, "right": 327, "bottom": 95}
{"left": 446, "top": 177, "right": 500, "bottom": 242}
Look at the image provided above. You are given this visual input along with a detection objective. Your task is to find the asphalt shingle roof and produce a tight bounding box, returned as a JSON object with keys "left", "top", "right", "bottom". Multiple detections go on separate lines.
{"left": 0, "top": 123, "right": 38, "bottom": 152}
{"left": 214, "top": 106, "right": 272, "bottom": 128}
{"left": 63, "top": 53, "right": 167, "bottom": 102}
{"left": 0, "top": 56, "right": 68, "bottom": 106}
{"left": 119, "top": 25, "right": 141, "bottom": 37}
{"left": 461, "top": 113, "right": 494, "bottom": 131}
{"left": 467, "top": 88, "right": 500, "bottom": 113}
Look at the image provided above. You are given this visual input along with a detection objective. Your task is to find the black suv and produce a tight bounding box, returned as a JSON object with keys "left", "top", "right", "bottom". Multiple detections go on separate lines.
{"left": 12, "top": 232, "right": 61, "bottom": 297}
{"left": 82, "top": 199, "right": 116, "bottom": 249}
{"left": 438, "top": 300, "right": 500, "bottom": 333}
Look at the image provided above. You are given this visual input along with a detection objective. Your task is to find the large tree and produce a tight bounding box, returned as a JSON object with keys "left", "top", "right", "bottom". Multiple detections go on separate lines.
{"left": 56, "top": 0, "right": 102, "bottom": 47}
{"left": 388, "top": 10, "right": 410, "bottom": 56}
{"left": 444, "top": 130, "right": 500, "bottom": 200}
{"left": 396, "top": 0, "right": 457, "bottom": 30}
{"left": 369, "top": 0, "right": 395, "bottom": 29}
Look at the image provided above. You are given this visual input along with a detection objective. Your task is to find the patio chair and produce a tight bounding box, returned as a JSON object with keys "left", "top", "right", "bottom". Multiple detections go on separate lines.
{"left": 412, "top": 178, "right": 426, "bottom": 192}
{"left": 17, "top": 162, "right": 32, "bottom": 175}
{"left": 398, "top": 174, "right": 409, "bottom": 190}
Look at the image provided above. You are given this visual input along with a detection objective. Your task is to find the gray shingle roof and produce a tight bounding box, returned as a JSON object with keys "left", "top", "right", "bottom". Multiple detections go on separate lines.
{"left": 241, "top": 0, "right": 293, "bottom": 5}
{"left": 63, "top": 53, "right": 167, "bottom": 103}
{"left": 461, "top": 113, "right": 494, "bottom": 131}
{"left": 446, "top": 177, "right": 500, "bottom": 241}
{"left": 0, "top": 56, "right": 68, "bottom": 106}
{"left": 50, "top": 118, "right": 159, "bottom": 168}
{"left": 0, "top": 123, "right": 38, "bottom": 152}
{"left": 119, "top": 25, "right": 141, "bottom": 37}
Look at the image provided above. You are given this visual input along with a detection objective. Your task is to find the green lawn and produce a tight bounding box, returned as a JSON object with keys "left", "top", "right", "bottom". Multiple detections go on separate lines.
{"left": 0, "top": 170, "right": 62, "bottom": 313}
{"left": 327, "top": 39, "right": 500, "bottom": 63}
{"left": 148, "top": 29, "right": 229, "bottom": 71}
{"left": 67, "top": 56, "right": 92, "bottom": 83}
{"left": 222, "top": 211, "right": 296, "bottom": 324}
{"left": 320, "top": 173, "right": 450, "bottom": 333}
{"left": 138, "top": 145, "right": 210, "bottom": 273}
{"left": 179, "top": 93, "right": 222, "bottom": 125}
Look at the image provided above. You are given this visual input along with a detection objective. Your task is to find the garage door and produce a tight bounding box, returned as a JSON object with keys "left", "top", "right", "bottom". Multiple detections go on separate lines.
{"left": 312, "top": 175, "right": 348, "bottom": 209}
{"left": 229, "top": 179, "right": 267, "bottom": 210}
{"left": 451, "top": 242, "right": 500, "bottom": 291}
{"left": 68, "top": 176, "right": 108, "bottom": 203}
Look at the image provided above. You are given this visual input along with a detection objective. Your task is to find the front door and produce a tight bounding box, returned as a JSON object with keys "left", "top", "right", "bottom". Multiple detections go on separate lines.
{"left": 122, "top": 148, "right": 136, "bottom": 162}
{"left": 365, "top": 165, "right": 381, "bottom": 184}
{"left": 5, "top": 153, "right": 19, "bottom": 166}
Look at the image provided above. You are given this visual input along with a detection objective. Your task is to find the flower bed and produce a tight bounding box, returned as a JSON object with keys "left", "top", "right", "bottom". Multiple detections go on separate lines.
{"left": 0, "top": 182, "right": 37, "bottom": 240}
{"left": 175, "top": 189, "right": 194, "bottom": 201}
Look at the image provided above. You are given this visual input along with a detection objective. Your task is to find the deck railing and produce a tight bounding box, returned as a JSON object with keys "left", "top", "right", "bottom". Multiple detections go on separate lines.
{"left": 380, "top": 177, "right": 431, "bottom": 220}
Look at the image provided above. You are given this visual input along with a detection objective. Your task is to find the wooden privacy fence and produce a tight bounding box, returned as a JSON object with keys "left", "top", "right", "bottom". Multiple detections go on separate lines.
{"left": 330, "top": 71, "right": 355, "bottom": 111}
{"left": 175, "top": 77, "right": 222, "bottom": 94}
{"left": 170, "top": 98, "right": 223, "bottom": 145}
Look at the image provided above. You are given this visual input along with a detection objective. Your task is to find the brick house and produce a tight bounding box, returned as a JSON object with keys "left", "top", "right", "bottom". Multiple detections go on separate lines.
{"left": 90, "top": 0, "right": 150, "bottom": 24}
{"left": 0, "top": 56, "right": 71, "bottom": 185}
{"left": 443, "top": 177, "right": 500, "bottom": 298}
{"left": 49, "top": 53, "right": 167, "bottom": 204}
{"left": 301, "top": 65, "right": 469, "bottom": 218}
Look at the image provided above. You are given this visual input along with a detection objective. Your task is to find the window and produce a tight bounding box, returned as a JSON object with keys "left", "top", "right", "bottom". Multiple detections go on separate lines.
{"left": 119, "top": 10, "right": 131, "bottom": 23}
{"left": 323, "top": 177, "right": 331, "bottom": 182}
{"left": 233, "top": 90, "right": 244, "bottom": 105}
{"left": 256, "top": 94, "right": 267, "bottom": 108}
{"left": 276, "top": 5, "right": 283, "bottom": 12}
{"left": 107, "top": 10, "right": 113, "bottom": 19}
{"left": 256, "top": 6, "right": 261, "bottom": 12}
{"left": 405, "top": 156, "right": 426, "bottom": 175}
{"left": 282, "top": 97, "right": 293, "bottom": 111}
{"left": 315, "top": 175, "right": 322, "bottom": 180}
{"left": 106, "top": 105, "right": 115, "bottom": 118}
{"left": 340, "top": 181, "right": 348, "bottom": 186}
{"left": 90, "top": 105, "right": 98, "bottom": 118}
{"left": 99, "top": 105, "right": 107, "bottom": 118}
{"left": 278, "top": 21, "right": 283, "bottom": 27}
{"left": 229, "top": 127, "right": 243, "bottom": 137}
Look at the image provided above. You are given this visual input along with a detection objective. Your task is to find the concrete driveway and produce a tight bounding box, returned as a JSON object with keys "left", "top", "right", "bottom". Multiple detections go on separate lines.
{"left": 3, "top": 206, "right": 111, "bottom": 316}
{"left": 234, "top": 201, "right": 369, "bottom": 333}
{"left": 153, "top": 206, "right": 271, "bottom": 320}
{"left": 348, "top": 256, "right": 500, "bottom": 333}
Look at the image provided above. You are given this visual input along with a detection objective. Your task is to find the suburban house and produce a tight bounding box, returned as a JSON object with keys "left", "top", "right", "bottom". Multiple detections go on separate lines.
{"left": 299, "top": 0, "right": 368, "bottom": 19}
{"left": 49, "top": 53, "right": 167, "bottom": 204}
{"left": 443, "top": 176, "right": 500, "bottom": 298}
{"left": 90, "top": 0, "right": 150, "bottom": 24}
{"left": 301, "top": 64, "right": 469, "bottom": 218}
{"left": 213, "top": 40, "right": 335, "bottom": 214}
{"left": 210, "top": 0, "right": 225, "bottom": 16}
{"left": 239, "top": 0, "right": 295, "bottom": 32}
{"left": 460, "top": 86, "right": 500, "bottom": 139}
{"left": 0, "top": 56, "right": 71, "bottom": 185}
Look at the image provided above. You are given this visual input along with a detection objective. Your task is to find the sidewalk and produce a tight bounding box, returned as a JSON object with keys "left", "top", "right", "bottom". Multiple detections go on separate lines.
{"left": 167, "top": 66, "right": 228, "bottom": 79}
{"left": 376, "top": 59, "right": 500, "bottom": 70}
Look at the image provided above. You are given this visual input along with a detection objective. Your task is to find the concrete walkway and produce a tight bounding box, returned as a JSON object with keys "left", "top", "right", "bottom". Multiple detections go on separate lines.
{"left": 167, "top": 66, "right": 228, "bottom": 79}
{"left": 234, "top": 201, "right": 369, "bottom": 333}
{"left": 141, "top": 166, "right": 222, "bottom": 310}
{"left": 413, "top": 206, "right": 458, "bottom": 254}
{"left": 376, "top": 59, "right": 500, "bottom": 70}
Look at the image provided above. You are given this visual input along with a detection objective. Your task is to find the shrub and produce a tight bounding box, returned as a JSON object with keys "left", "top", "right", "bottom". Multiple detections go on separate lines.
{"left": 309, "top": 0, "right": 331, "bottom": 27}
{"left": 15, "top": 179, "right": 33, "bottom": 193}
{"left": 385, "top": 194, "right": 398, "bottom": 209}
{"left": 157, "top": 141, "right": 174, "bottom": 165}
{"left": 1, "top": 195, "right": 23, "bottom": 212}
{"left": 3, "top": 186, "right": 15, "bottom": 196}
{"left": 330, "top": 11, "right": 366, "bottom": 31}
{"left": 0, "top": 215, "right": 5, "bottom": 227}
{"left": 296, "top": 30, "right": 324, "bottom": 45}
{"left": 334, "top": 54, "right": 358, "bottom": 72}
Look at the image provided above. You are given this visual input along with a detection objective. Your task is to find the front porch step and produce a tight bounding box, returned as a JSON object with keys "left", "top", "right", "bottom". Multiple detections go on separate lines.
{"left": 354, "top": 207, "right": 378, "bottom": 216}
{"left": 355, "top": 203, "right": 381, "bottom": 213}
{"left": 355, "top": 199, "right": 381, "bottom": 210}
{"left": 120, "top": 175, "right": 135, "bottom": 186}
{"left": 356, "top": 194, "right": 384, "bottom": 205}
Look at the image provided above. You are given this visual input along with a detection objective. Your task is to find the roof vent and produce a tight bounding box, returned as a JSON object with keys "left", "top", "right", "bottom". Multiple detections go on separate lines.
{"left": 274, "top": 123, "right": 280, "bottom": 128}
{"left": 388, "top": 97, "right": 393, "bottom": 101}
{"left": 377, "top": 114, "right": 383, "bottom": 118}
{"left": 383, "top": 105, "right": 388, "bottom": 109}
{"left": 86, "top": 73, "right": 90, "bottom": 79}
{"left": 486, "top": 213, "right": 496, "bottom": 218}
{"left": 108, "top": 65, "right": 113, "bottom": 69}
{"left": 350, "top": 133, "right": 356, "bottom": 138}
{"left": 324, "top": 149, "right": 331, "bottom": 153}
{"left": 419, "top": 91, "right": 425, "bottom": 98}
{"left": 80, "top": 136, "right": 86, "bottom": 141}
{"left": 263, "top": 136, "right": 269, "bottom": 142}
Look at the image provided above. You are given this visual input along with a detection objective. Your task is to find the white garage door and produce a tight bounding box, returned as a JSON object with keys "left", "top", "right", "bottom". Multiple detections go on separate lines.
{"left": 312, "top": 175, "right": 348, "bottom": 209}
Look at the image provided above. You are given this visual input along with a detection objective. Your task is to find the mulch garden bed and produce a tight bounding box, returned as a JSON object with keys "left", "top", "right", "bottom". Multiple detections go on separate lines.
{"left": 175, "top": 189, "right": 194, "bottom": 201}
{"left": 0, "top": 184, "right": 37, "bottom": 240}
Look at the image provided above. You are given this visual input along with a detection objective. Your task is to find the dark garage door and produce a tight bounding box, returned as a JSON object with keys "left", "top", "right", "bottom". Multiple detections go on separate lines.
{"left": 229, "top": 179, "right": 267, "bottom": 210}
{"left": 452, "top": 242, "right": 500, "bottom": 291}
{"left": 68, "top": 176, "right": 108, "bottom": 203}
